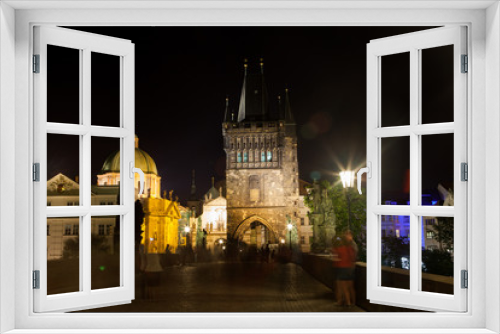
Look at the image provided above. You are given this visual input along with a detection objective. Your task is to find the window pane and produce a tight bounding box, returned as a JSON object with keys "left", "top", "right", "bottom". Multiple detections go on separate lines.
{"left": 421, "top": 216, "right": 454, "bottom": 295}
{"left": 91, "top": 216, "right": 120, "bottom": 290}
{"left": 92, "top": 137, "right": 121, "bottom": 205}
{"left": 47, "top": 45, "right": 80, "bottom": 124}
{"left": 421, "top": 45, "right": 454, "bottom": 124}
{"left": 91, "top": 52, "right": 120, "bottom": 127}
{"left": 421, "top": 134, "right": 454, "bottom": 206}
{"left": 381, "top": 52, "right": 410, "bottom": 127}
{"left": 47, "top": 134, "right": 80, "bottom": 206}
{"left": 47, "top": 217, "right": 80, "bottom": 295}
{"left": 381, "top": 137, "right": 410, "bottom": 204}
{"left": 381, "top": 215, "right": 410, "bottom": 290}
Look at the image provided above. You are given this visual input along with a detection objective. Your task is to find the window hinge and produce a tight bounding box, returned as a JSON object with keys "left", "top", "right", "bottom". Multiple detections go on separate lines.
{"left": 461, "top": 162, "right": 468, "bottom": 181}
{"left": 33, "top": 270, "right": 40, "bottom": 289}
{"left": 33, "top": 54, "right": 40, "bottom": 73}
{"left": 461, "top": 270, "right": 468, "bottom": 289}
{"left": 461, "top": 54, "right": 468, "bottom": 73}
{"left": 33, "top": 163, "right": 40, "bottom": 182}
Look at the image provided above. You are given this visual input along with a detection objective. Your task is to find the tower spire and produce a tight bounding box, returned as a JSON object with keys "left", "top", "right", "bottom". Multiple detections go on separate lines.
{"left": 237, "top": 58, "right": 269, "bottom": 122}
{"left": 224, "top": 96, "right": 230, "bottom": 122}
{"left": 189, "top": 169, "right": 197, "bottom": 200}
{"left": 285, "top": 88, "right": 295, "bottom": 124}
{"left": 237, "top": 59, "right": 248, "bottom": 122}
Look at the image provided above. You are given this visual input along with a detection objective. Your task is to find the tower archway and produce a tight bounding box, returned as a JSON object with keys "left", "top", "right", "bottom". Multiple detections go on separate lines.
{"left": 232, "top": 215, "right": 278, "bottom": 247}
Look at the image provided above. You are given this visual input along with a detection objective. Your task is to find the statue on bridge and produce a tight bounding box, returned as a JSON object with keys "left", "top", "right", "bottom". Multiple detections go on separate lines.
{"left": 308, "top": 180, "right": 337, "bottom": 253}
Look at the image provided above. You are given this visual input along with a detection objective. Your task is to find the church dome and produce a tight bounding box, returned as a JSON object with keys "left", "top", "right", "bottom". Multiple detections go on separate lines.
{"left": 100, "top": 136, "right": 158, "bottom": 175}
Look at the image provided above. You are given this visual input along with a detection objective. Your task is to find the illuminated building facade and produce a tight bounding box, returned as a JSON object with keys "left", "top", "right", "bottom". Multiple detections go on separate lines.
{"left": 48, "top": 137, "right": 180, "bottom": 260}
{"left": 98, "top": 136, "right": 161, "bottom": 199}
{"left": 141, "top": 197, "right": 181, "bottom": 254}
{"left": 46, "top": 173, "right": 119, "bottom": 260}
{"left": 222, "top": 60, "right": 304, "bottom": 249}
{"left": 201, "top": 180, "right": 228, "bottom": 252}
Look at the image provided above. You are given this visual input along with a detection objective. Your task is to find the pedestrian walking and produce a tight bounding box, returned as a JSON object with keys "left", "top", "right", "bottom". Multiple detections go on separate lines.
{"left": 332, "top": 230, "right": 358, "bottom": 307}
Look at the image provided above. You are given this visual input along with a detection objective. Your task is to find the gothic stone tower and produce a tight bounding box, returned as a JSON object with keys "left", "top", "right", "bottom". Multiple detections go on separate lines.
{"left": 222, "top": 60, "right": 299, "bottom": 248}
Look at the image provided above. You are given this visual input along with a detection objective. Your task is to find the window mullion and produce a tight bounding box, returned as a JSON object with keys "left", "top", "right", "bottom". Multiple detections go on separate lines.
{"left": 82, "top": 48, "right": 92, "bottom": 294}
{"left": 409, "top": 48, "right": 420, "bottom": 293}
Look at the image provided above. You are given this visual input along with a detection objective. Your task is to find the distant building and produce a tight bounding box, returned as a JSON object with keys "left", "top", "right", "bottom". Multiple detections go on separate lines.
{"left": 141, "top": 197, "right": 181, "bottom": 254}
{"left": 98, "top": 135, "right": 161, "bottom": 199}
{"left": 381, "top": 183, "right": 455, "bottom": 255}
{"left": 47, "top": 136, "right": 180, "bottom": 260}
{"left": 201, "top": 179, "right": 227, "bottom": 252}
{"left": 46, "top": 173, "right": 120, "bottom": 260}
{"left": 297, "top": 180, "right": 313, "bottom": 253}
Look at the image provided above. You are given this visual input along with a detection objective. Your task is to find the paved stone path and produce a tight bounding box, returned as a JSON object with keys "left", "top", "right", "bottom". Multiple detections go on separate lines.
{"left": 81, "top": 262, "right": 364, "bottom": 313}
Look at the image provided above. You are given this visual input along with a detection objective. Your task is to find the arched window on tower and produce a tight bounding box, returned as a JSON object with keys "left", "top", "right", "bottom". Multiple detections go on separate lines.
{"left": 243, "top": 152, "right": 248, "bottom": 162}
{"left": 237, "top": 152, "right": 242, "bottom": 163}
{"left": 249, "top": 175, "right": 260, "bottom": 202}
{"left": 261, "top": 151, "right": 266, "bottom": 162}
{"left": 267, "top": 151, "right": 272, "bottom": 162}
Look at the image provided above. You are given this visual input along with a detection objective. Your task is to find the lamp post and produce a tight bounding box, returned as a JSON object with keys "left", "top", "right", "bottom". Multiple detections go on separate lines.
{"left": 184, "top": 225, "right": 191, "bottom": 248}
{"left": 287, "top": 223, "right": 293, "bottom": 250}
{"left": 340, "top": 171, "right": 355, "bottom": 231}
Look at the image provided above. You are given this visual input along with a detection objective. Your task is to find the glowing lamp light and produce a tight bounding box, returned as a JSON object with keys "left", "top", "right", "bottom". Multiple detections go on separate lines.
{"left": 340, "top": 171, "right": 355, "bottom": 188}
{"left": 219, "top": 239, "right": 223, "bottom": 244}
{"left": 184, "top": 226, "right": 190, "bottom": 233}
{"left": 287, "top": 223, "right": 293, "bottom": 231}
{"left": 280, "top": 238, "right": 285, "bottom": 244}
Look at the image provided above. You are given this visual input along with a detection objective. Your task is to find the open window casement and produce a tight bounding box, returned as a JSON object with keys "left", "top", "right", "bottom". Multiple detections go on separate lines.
{"left": 365, "top": 26, "right": 467, "bottom": 312}
{"left": 33, "top": 26, "right": 137, "bottom": 312}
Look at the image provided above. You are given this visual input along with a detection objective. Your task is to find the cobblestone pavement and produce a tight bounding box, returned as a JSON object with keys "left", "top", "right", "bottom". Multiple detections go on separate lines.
{"left": 81, "top": 261, "right": 364, "bottom": 313}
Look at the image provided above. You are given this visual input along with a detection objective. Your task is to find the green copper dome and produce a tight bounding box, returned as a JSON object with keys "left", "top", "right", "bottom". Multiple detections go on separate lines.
{"left": 100, "top": 137, "right": 158, "bottom": 175}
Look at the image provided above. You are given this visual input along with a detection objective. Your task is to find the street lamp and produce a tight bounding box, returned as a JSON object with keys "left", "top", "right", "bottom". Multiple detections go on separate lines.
{"left": 184, "top": 225, "right": 191, "bottom": 248}
{"left": 340, "top": 171, "right": 355, "bottom": 230}
{"left": 287, "top": 223, "right": 293, "bottom": 250}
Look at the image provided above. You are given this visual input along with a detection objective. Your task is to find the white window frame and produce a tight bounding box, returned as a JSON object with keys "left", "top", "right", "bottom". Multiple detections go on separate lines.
{"left": 33, "top": 25, "right": 136, "bottom": 313}
{"left": 1, "top": 1, "right": 499, "bottom": 333}
{"left": 366, "top": 26, "right": 467, "bottom": 312}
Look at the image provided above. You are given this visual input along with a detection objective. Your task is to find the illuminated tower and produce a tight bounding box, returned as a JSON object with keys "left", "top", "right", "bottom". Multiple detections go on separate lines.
{"left": 222, "top": 59, "right": 300, "bottom": 249}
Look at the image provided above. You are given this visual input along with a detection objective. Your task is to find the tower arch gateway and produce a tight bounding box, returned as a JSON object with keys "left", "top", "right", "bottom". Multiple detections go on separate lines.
{"left": 223, "top": 60, "right": 301, "bottom": 248}
{"left": 232, "top": 215, "right": 278, "bottom": 245}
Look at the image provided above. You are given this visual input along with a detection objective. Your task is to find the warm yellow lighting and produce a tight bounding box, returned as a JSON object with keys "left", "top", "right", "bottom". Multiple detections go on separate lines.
{"left": 184, "top": 226, "right": 190, "bottom": 233}
{"left": 340, "top": 170, "right": 355, "bottom": 188}
{"left": 287, "top": 223, "right": 293, "bottom": 231}
{"left": 219, "top": 239, "right": 223, "bottom": 244}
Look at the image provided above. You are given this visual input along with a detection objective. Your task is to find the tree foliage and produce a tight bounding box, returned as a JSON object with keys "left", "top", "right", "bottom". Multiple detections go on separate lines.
{"left": 422, "top": 249, "right": 453, "bottom": 276}
{"left": 381, "top": 234, "right": 409, "bottom": 269}
{"left": 304, "top": 181, "right": 367, "bottom": 260}
{"left": 433, "top": 217, "right": 454, "bottom": 251}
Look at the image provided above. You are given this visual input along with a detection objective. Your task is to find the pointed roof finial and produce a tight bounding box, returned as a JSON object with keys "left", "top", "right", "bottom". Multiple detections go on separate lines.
{"left": 189, "top": 169, "right": 197, "bottom": 200}
{"left": 224, "top": 96, "right": 230, "bottom": 122}
{"left": 243, "top": 58, "right": 248, "bottom": 69}
{"left": 285, "top": 88, "right": 295, "bottom": 124}
{"left": 211, "top": 176, "right": 215, "bottom": 187}
{"left": 260, "top": 58, "right": 264, "bottom": 72}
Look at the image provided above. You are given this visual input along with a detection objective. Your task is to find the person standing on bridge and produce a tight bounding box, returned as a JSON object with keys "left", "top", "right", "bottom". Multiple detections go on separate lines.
{"left": 333, "top": 230, "right": 358, "bottom": 307}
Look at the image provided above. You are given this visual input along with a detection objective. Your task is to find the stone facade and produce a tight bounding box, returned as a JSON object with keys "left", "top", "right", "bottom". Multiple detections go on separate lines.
{"left": 142, "top": 197, "right": 181, "bottom": 254}
{"left": 222, "top": 62, "right": 301, "bottom": 247}
{"left": 223, "top": 120, "right": 300, "bottom": 245}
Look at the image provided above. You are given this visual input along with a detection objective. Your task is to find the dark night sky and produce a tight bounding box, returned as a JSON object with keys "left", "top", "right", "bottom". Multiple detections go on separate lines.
{"left": 47, "top": 26, "right": 454, "bottom": 204}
